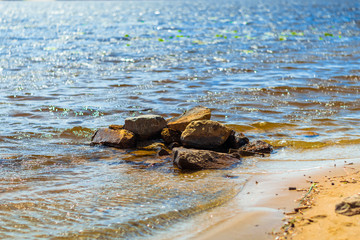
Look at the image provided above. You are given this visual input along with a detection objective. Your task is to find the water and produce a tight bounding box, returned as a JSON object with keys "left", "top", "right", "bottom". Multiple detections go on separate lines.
{"left": 0, "top": 0, "right": 359, "bottom": 239}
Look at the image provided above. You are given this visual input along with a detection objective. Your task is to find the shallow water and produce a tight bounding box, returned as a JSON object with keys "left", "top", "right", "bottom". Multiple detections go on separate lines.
{"left": 0, "top": 0, "right": 360, "bottom": 239}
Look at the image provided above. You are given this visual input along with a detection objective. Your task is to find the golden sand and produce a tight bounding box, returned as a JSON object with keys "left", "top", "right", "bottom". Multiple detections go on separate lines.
{"left": 275, "top": 164, "right": 360, "bottom": 240}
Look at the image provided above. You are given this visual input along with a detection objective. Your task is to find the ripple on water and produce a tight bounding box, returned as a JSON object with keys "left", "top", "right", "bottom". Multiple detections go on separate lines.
{"left": 0, "top": 0, "right": 359, "bottom": 239}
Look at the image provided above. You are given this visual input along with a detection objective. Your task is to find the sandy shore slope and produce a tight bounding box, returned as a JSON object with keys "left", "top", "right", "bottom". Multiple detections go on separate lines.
{"left": 193, "top": 161, "right": 360, "bottom": 240}
{"left": 275, "top": 163, "right": 360, "bottom": 240}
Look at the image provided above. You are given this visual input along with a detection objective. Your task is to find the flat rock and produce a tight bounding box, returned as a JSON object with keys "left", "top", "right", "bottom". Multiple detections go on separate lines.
{"left": 336, "top": 193, "right": 360, "bottom": 216}
{"left": 136, "top": 139, "right": 167, "bottom": 151}
{"left": 181, "top": 120, "right": 232, "bottom": 149}
{"left": 240, "top": 140, "right": 273, "bottom": 154}
{"left": 124, "top": 114, "right": 167, "bottom": 140}
{"left": 91, "top": 128, "right": 136, "bottom": 148}
{"left": 161, "top": 127, "right": 181, "bottom": 144}
{"left": 172, "top": 147, "right": 241, "bottom": 170}
{"left": 167, "top": 106, "right": 211, "bottom": 132}
{"left": 109, "top": 124, "right": 123, "bottom": 130}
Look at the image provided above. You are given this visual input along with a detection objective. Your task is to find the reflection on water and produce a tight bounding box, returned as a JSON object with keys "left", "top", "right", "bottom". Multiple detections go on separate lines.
{"left": 0, "top": 0, "right": 359, "bottom": 238}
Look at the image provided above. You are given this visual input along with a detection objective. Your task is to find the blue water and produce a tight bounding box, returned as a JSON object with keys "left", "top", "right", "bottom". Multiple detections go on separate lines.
{"left": 0, "top": 0, "right": 359, "bottom": 239}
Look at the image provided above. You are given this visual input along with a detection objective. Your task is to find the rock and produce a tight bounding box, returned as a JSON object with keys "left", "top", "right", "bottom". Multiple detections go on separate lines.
{"left": 136, "top": 139, "right": 171, "bottom": 157}
{"left": 167, "top": 106, "right": 211, "bottom": 132}
{"left": 223, "top": 131, "right": 249, "bottom": 149}
{"left": 161, "top": 128, "right": 181, "bottom": 144}
{"left": 136, "top": 139, "right": 167, "bottom": 150}
{"left": 172, "top": 147, "right": 241, "bottom": 170}
{"left": 336, "top": 194, "right": 360, "bottom": 216}
{"left": 109, "top": 124, "right": 123, "bottom": 130}
{"left": 240, "top": 140, "right": 273, "bottom": 154}
{"left": 91, "top": 128, "right": 136, "bottom": 148}
{"left": 168, "top": 142, "right": 181, "bottom": 149}
{"left": 157, "top": 148, "right": 171, "bottom": 156}
{"left": 181, "top": 120, "right": 232, "bottom": 149}
{"left": 124, "top": 114, "right": 167, "bottom": 140}
{"left": 129, "top": 150, "right": 157, "bottom": 157}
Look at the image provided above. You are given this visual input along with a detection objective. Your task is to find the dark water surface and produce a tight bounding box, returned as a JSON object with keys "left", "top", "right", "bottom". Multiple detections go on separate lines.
{"left": 0, "top": 0, "right": 360, "bottom": 239}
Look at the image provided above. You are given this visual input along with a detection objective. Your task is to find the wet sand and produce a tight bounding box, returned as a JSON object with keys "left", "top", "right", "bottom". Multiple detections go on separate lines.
{"left": 194, "top": 161, "right": 360, "bottom": 240}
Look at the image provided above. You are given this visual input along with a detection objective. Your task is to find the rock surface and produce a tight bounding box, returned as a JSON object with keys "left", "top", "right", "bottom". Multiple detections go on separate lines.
{"left": 161, "top": 128, "right": 181, "bottom": 144}
{"left": 123, "top": 115, "right": 167, "bottom": 140}
{"left": 240, "top": 140, "right": 273, "bottom": 154}
{"left": 335, "top": 194, "right": 360, "bottom": 216}
{"left": 167, "top": 106, "right": 211, "bottom": 132}
{"left": 136, "top": 140, "right": 171, "bottom": 157}
{"left": 91, "top": 128, "right": 136, "bottom": 148}
{"left": 172, "top": 147, "right": 241, "bottom": 170}
{"left": 224, "top": 131, "right": 249, "bottom": 149}
{"left": 181, "top": 120, "right": 232, "bottom": 149}
{"left": 109, "top": 124, "right": 123, "bottom": 130}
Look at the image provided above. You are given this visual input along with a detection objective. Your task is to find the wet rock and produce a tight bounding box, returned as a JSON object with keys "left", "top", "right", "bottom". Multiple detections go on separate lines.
{"left": 124, "top": 114, "right": 167, "bottom": 140}
{"left": 167, "top": 106, "right": 211, "bottom": 132}
{"left": 129, "top": 149, "right": 157, "bottom": 157}
{"left": 161, "top": 128, "right": 181, "bottom": 144}
{"left": 240, "top": 140, "right": 273, "bottom": 154}
{"left": 91, "top": 128, "right": 136, "bottom": 148}
{"left": 181, "top": 120, "right": 232, "bottom": 149}
{"left": 336, "top": 194, "right": 360, "bottom": 216}
{"left": 136, "top": 139, "right": 167, "bottom": 150}
{"left": 168, "top": 142, "right": 181, "bottom": 149}
{"left": 172, "top": 147, "right": 241, "bottom": 170}
{"left": 137, "top": 139, "right": 171, "bottom": 157}
{"left": 223, "top": 131, "right": 249, "bottom": 149}
{"left": 157, "top": 148, "right": 171, "bottom": 156}
{"left": 109, "top": 124, "right": 123, "bottom": 130}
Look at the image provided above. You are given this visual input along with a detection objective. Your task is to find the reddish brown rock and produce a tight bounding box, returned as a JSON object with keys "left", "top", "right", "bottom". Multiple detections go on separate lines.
{"left": 91, "top": 128, "right": 136, "bottom": 148}
{"left": 123, "top": 114, "right": 167, "bottom": 140}
{"left": 240, "top": 140, "right": 273, "bottom": 154}
{"left": 161, "top": 128, "right": 181, "bottom": 144}
{"left": 167, "top": 106, "right": 211, "bottom": 132}
{"left": 181, "top": 120, "right": 232, "bottom": 149}
{"left": 172, "top": 147, "right": 241, "bottom": 170}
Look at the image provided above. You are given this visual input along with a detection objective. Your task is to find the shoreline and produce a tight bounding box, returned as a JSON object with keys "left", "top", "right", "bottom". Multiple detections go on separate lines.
{"left": 193, "top": 160, "right": 359, "bottom": 240}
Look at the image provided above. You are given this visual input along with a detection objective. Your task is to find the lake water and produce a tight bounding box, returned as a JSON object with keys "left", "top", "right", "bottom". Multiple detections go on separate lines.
{"left": 0, "top": 0, "right": 359, "bottom": 239}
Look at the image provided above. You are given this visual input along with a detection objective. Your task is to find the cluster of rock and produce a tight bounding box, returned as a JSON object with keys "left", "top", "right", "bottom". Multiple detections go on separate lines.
{"left": 91, "top": 106, "right": 273, "bottom": 170}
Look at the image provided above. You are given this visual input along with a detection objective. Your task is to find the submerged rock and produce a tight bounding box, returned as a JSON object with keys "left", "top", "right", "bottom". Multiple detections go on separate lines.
{"left": 136, "top": 139, "right": 167, "bottom": 150}
{"left": 91, "top": 128, "right": 136, "bottom": 148}
{"left": 167, "top": 106, "right": 211, "bottom": 132}
{"left": 172, "top": 147, "right": 241, "bottom": 170}
{"left": 124, "top": 114, "right": 167, "bottom": 140}
{"left": 136, "top": 139, "right": 171, "bottom": 157}
{"left": 161, "top": 127, "right": 181, "bottom": 145}
{"left": 157, "top": 148, "right": 171, "bottom": 156}
{"left": 240, "top": 140, "right": 273, "bottom": 154}
{"left": 336, "top": 194, "right": 360, "bottom": 216}
{"left": 181, "top": 120, "right": 232, "bottom": 149}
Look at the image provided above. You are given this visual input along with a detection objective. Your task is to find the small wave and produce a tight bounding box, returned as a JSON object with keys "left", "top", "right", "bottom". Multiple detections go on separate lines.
{"left": 55, "top": 187, "right": 241, "bottom": 239}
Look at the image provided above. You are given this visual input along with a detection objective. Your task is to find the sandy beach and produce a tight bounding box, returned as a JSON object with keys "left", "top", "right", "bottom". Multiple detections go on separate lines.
{"left": 194, "top": 161, "right": 360, "bottom": 240}
{"left": 275, "top": 163, "right": 360, "bottom": 240}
